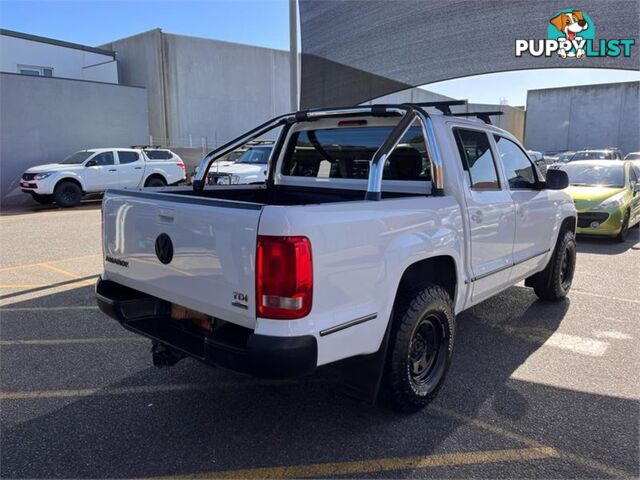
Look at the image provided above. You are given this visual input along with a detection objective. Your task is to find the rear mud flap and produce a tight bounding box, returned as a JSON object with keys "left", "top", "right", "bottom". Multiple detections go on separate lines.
{"left": 336, "top": 321, "right": 391, "bottom": 405}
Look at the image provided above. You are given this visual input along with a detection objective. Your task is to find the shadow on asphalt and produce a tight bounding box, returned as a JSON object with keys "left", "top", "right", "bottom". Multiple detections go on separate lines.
{"left": 0, "top": 199, "right": 102, "bottom": 217}
{"left": 1, "top": 285, "right": 637, "bottom": 478}
{"left": 576, "top": 227, "right": 640, "bottom": 255}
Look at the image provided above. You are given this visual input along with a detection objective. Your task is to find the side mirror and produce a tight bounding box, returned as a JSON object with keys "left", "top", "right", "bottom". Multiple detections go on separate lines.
{"left": 545, "top": 169, "right": 569, "bottom": 190}
{"left": 85, "top": 160, "right": 97, "bottom": 167}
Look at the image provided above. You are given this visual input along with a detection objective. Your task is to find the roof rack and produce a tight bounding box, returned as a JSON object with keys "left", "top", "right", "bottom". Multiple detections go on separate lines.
{"left": 131, "top": 145, "right": 163, "bottom": 149}
{"left": 407, "top": 100, "right": 468, "bottom": 115}
{"left": 452, "top": 111, "right": 504, "bottom": 125}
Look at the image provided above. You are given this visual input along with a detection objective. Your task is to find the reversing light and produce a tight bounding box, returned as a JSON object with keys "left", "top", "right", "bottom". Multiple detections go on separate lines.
{"left": 256, "top": 236, "right": 312, "bottom": 319}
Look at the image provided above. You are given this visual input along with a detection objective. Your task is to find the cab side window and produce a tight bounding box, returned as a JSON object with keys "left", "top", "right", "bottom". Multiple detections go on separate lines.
{"left": 93, "top": 152, "right": 115, "bottom": 166}
{"left": 494, "top": 136, "right": 537, "bottom": 189}
{"left": 453, "top": 128, "right": 500, "bottom": 190}
{"left": 118, "top": 151, "right": 140, "bottom": 164}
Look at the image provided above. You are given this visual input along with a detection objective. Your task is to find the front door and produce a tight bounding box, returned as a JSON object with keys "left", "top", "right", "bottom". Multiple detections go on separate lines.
{"left": 452, "top": 127, "right": 516, "bottom": 304}
{"left": 493, "top": 135, "right": 556, "bottom": 280}
{"left": 83, "top": 151, "right": 119, "bottom": 191}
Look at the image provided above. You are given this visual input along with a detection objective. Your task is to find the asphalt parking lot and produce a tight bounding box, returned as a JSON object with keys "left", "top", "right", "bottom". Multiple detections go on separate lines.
{"left": 1, "top": 202, "right": 638, "bottom": 479}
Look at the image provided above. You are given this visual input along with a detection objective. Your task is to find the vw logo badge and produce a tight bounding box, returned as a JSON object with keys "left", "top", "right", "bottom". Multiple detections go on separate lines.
{"left": 155, "top": 233, "right": 174, "bottom": 264}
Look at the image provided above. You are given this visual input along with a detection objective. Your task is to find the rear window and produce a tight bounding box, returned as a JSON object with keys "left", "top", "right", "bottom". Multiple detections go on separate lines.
{"left": 145, "top": 150, "right": 173, "bottom": 160}
{"left": 118, "top": 151, "right": 140, "bottom": 164}
{"left": 281, "top": 126, "right": 431, "bottom": 181}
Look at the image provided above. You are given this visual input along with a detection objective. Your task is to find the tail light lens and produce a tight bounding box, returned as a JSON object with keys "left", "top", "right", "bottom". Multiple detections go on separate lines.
{"left": 256, "top": 236, "right": 312, "bottom": 319}
{"left": 176, "top": 162, "right": 185, "bottom": 171}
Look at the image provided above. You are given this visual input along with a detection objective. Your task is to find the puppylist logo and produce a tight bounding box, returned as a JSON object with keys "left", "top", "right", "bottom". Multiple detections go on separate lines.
{"left": 516, "top": 9, "right": 636, "bottom": 59}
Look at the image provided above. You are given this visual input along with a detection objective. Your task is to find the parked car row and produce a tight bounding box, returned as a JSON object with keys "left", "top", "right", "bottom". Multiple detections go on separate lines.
{"left": 21, "top": 147, "right": 186, "bottom": 207}
{"left": 543, "top": 147, "right": 635, "bottom": 165}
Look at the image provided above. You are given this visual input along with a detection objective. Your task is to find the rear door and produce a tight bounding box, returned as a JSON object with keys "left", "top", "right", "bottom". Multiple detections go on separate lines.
{"left": 115, "top": 151, "right": 145, "bottom": 188}
{"left": 452, "top": 127, "right": 516, "bottom": 303}
{"left": 493, "top": 135, "right": 556, "bottom": 280}
{"left": 102, "top": 191, "right": 263, "bottom": 329}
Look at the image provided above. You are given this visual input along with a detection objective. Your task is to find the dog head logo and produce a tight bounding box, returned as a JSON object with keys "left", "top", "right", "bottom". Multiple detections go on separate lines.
{"left": 547, "top": 9, "right": 594, "bottom": 58}
{"left": 550, "top": 10, "right": 588, "bottom": 40}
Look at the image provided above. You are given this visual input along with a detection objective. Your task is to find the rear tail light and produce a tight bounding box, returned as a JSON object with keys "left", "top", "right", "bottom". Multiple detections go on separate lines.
{"left": 176, "top": 162, "right": 185, "bottom": 171}
{"left": 256, "top": 236, "right": 312, "bottom": 319}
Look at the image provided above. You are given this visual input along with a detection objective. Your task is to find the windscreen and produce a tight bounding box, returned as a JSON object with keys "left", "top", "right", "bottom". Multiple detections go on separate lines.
{"left": 281, "top": 126, "right": 431, "bottom": 181}
{"left": 60, "top": 151, "right": 93, "bottom": 164}
{"left": 236, "top": 146, "right": 273, "bottom": 164}
{"left": 560, "top": 164, "right": 624, "bottom": 188}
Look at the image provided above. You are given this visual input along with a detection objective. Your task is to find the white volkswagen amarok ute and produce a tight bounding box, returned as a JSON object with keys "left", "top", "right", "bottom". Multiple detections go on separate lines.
{"left": 21, "top": 147, "right": 186, "bottom": 207}
{"left": 96, "top": 102, "right": 576, "bottom": 412}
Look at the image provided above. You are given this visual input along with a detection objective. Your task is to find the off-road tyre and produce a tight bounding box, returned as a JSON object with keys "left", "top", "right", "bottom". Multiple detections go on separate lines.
{"left": 532, "top": 229, "right": 576, "bottom": 301}
{"left": 53, "top": 181, "right": 82, "bottom": 208}
{"left": 383, "top": 285, "right": 455, "bottom": 413}
{"left": 144, "top": 176, "right": 167, "bottom": 188}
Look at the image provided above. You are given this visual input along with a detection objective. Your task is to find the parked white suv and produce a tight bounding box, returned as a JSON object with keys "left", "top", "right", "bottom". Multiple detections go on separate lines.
{"left": 96, "top": 103, "right": 576, "bottom": 412}
{"left": 21, "top": 147, "right": 186, "bottom": 207}
{"left": 193, "top": 142, "right": 274, "bottom": 185}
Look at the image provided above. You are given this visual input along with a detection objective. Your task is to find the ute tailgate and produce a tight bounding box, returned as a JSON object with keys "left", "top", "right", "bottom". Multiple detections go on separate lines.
{"left": 101, "top": 190, "right": 263, "bottom": 329}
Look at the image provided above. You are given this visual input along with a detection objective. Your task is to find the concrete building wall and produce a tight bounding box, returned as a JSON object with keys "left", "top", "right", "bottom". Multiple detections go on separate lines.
{"left": 525, "top": 82, "right": 640, "bottom": 154}
{"left": 0, "top": 33, "right": 118, "bottom": 83}
{"left": 102, "top": 30, "right": 290, "bottom": 149}
{"left": 464, "top": 103, "right": 525, "bottom": 142}
{"left": 0, "top": 73, "right": 148, "bottom": 207}
{"left": 163, "top": 33, "right": 290, "bottom": 147}
{"left": 102, "top": 29, "right": 167, "bottom": 142}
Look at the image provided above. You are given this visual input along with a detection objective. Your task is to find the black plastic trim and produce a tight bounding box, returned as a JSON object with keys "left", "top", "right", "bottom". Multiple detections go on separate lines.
{"left": 106, "top": 189, "right": 264, "bottom": 210}
{"left": 95, "top": 278, "right": 317, "bottom": 378}
{"left": 266, "top": 122, "right": 292, "bottom": 187}
{"left": 320, "top": 314, "right": 377, "bottom": 337}
{"left": 471, "top": 249, "right": 550, "bottom": 282}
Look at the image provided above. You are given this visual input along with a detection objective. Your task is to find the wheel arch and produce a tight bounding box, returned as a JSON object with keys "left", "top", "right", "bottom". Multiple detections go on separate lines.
{"left": 54, "top": 176, "right": 84, "bottom": 193}
{"left": 560, "top": 215, "right": 576, "bottom": 236}
{"left": 144, "top": 172, "right": 168, "bottom": 186}
{"left": 394, "top": 255, "right": 458, "bottom": 308}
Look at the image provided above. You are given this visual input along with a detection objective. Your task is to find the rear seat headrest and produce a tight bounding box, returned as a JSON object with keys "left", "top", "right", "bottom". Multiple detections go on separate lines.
{"left": 388, "top": 147, "right": 422, "bottom": 180}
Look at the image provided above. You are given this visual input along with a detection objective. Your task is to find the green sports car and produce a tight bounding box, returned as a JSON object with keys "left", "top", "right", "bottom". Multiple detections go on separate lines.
{"left": 558, "top": 160, "right": 640, "bottom": 242}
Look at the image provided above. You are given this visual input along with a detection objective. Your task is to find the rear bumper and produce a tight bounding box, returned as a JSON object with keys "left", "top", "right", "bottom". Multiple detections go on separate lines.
{"left": 95, "top": 278, "right": 317, "bottom": 378}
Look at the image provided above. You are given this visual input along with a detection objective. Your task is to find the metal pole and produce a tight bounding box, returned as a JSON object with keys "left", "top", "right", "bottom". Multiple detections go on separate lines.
{"left": 289, "top": 0, "right": 298, "bottom": 111}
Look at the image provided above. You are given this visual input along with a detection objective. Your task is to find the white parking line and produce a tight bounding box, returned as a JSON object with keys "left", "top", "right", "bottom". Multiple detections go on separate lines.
{"left": 571, "top": 289, "right": 640, "bottom": 305}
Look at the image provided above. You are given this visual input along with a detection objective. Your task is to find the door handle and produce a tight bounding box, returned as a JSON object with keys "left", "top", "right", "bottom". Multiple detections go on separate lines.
{"left": 471, "top": 211, "right": 483, "bottom": 223}
{"left": 158, "top": 208, "right": 175, "bottom": 223}
{"left": 108, "top": 169, "right": 117, "bottom": 172}
{"left": 134, "top": 167, "right": 142, "bottom": 170}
